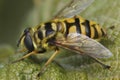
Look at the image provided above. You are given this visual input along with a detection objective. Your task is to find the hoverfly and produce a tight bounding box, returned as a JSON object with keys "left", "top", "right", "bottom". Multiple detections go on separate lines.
{"left": 13, "top": 0, "right": 113, "bottom": 77}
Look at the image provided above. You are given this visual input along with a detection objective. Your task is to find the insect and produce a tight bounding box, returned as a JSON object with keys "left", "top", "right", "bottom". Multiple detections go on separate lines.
{"left": 13, "top": 0, "right": 113, "bottom": 77}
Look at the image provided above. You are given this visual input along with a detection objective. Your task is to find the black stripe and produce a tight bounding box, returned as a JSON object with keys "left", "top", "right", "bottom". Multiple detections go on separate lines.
{"left": 44, "top": 22, "right": 53, "bottom": 30}
{"left": 75, "top": 18, "right": 81, "bottom": 33}
{"left": 82, "top": 20, "right": 91, "bottom": 37}
{"left": 64, "top": 21, "right": 74, "bottom": 37}
{"left": 92, "top": 24, "right": 99, "bottom": 39}
{"left": 38, "top": 30, "right": 43, "bottom": 40}
{"left": 44, "top": 22, "right": 54, "bottom": 37}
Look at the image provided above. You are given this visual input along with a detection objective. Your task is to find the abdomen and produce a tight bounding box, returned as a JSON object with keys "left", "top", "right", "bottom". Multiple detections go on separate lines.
{"left": 59, "top": 16, "right": 106, "bottom": 39}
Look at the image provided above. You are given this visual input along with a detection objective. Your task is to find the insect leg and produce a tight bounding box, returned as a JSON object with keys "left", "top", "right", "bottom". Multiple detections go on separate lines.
{"left": 88, "top": 55, "right": 111, "bottom": 69}
{"left": 12, "top": 51, "right": 37, "bottom": 63}
{"left": 37, "top": 49, "right": 59, "bottom": 77}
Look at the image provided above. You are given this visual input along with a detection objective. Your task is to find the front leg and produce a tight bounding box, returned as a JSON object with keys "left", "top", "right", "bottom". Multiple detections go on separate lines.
{"left": 12, "top": 47, "right": 47, "bottom": 64}
{"left": 11, "top": 51, "right": 37, "bottom": 63}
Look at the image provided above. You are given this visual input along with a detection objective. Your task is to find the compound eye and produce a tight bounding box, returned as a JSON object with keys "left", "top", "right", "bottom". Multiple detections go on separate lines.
{"left": 24, "top": 34, "right": 34, "bottom": 52}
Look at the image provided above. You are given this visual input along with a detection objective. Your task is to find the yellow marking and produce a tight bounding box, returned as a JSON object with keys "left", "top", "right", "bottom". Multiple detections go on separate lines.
{"left": 31, "top": 27, "right": 35, "bottom": 32}
{"left": 96, "top": 24, "right": 102, "bottom": 37}
{"left": 69, "top": 26, "right": 77, "bottom": 33}
{"left": 32, "top": 37, "right": 37, "bottom": 50}
{"left": 51, "top": 23, "right": 57, "bottom": 31}
{"left": 90, "top": 26, "right": 95, "bottom": 38}
{"left": 35, "top": 32, "right": 41, "bottom": 43}
{"left": 77, "top": 16, "right": 85, "bottom": 24}
{"left": 80, "top": 18, "right": 85, "bottom": 23}
{"left": 66, "top": 18, "right": 75, "bottom": 23}
{"left": 90, "top": 21, "right": 96, "bottom": 38}
{"left": 39, "top": 23, "right": 45, "bottom": 30}
{"left": 90, "top": 21, "right": 104, "bottom": 38}
{"left": 81, "top": 24, "right": 86, "bottom": 35}
{"left": 61, "top": 22, "right": 66, "bottom": 34}
{"left": 40, "top": 23, "right": 45, "bottom": 27}
{"left": 42, "top": 30, "right": 46, "bottom": 38}
{"left": 90, "top": 21, "right": 96, "bottom": 25}
{"left": 43, "top": 43, "right": 48, "bottom": 49}
{"left": 52, "top": 18, "right": 60, "bottom": 22}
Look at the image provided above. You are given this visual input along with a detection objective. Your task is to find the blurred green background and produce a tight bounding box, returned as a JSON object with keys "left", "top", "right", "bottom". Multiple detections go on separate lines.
{"left": 0, "top": 0, "right": 33, "bottom": 46}
{"left": 0, "top": 0, "right": 71, "bottom": 63}
{"left": 0, "top": 0, "right": 120, "bottom": 80}
{"left": 0, "top": 0, "right": 33, "bottom": 64}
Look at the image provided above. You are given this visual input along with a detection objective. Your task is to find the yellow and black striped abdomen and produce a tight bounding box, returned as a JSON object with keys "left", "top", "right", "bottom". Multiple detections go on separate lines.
{"left": 60, "top": 16, "right": 106, "bottom": 39}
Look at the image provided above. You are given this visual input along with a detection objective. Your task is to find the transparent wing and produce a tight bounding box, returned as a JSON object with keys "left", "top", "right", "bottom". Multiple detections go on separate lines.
{"left": 55, "top": 33, "right": 112, "bottom": 58}
{"left": 54, "top": 0, "right": 94, "bottom": 18}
